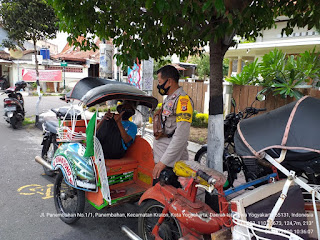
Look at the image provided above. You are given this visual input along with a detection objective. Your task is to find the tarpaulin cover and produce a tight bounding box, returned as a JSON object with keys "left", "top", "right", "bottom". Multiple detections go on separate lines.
{"left": 68, "top": 77, "right": 158, "bottom": 110}
{"left": 234, "top": 96, "right": 320, "bottom": 159}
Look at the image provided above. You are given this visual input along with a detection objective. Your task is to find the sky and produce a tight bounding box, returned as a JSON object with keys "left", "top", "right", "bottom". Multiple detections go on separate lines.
{"left": 47, "top": 32, "right": 69, "bottom": 53}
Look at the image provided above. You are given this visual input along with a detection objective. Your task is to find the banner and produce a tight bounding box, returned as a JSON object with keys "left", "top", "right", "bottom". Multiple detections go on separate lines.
{"left": 22, "top": 69, "right": 62, "bottom": 82}
{"left": 127, "top": 62, "right": 141, "bottom": 89}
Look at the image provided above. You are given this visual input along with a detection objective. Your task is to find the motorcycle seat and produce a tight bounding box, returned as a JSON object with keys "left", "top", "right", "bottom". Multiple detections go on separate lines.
{"left": 266, "top": 148, "right": 320, "bottom": 162}
{"left": 52, "top": 107, "right": 81, "bottom": 120}
{"left": 44, "top": 121, "right": 59, "bottom": 134}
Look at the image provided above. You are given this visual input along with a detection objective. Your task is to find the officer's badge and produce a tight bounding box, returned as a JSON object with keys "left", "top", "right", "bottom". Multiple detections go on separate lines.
{"left": 176, "top": 96, "right": 193, "bottom": 123}
{"left": 162, "top": 109, "right": 171, "bottom": 116}
{"left": 180, "top": 98, "right": 188, "bottom": 111}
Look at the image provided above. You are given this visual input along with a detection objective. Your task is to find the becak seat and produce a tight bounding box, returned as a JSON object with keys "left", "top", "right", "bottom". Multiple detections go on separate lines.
{"left": 105, "top": 136, "right": 151, "bottom": 176}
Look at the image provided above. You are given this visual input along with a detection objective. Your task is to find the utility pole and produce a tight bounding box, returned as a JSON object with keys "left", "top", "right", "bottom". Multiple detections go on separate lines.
{"left": 60, "top": 60, "right": 67, "bottom": 90}
{"left": 99, "top": 42, "right": 113, "bottom": 79}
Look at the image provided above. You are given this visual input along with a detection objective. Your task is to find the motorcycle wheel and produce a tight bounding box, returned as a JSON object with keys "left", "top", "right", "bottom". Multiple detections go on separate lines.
{"left": 138, "top": 200, "right": 182, "bottom": 240}
{"left": 194, "top": 147, "right": 207, "bottom": 166}
{"left": 10, "top": 116, "right": 18, "bottom": 129}
{"left": 54, "top": 171, "right": 85, "bottom": 224}
{"left": 41, "top": 138, "right": 58, "bottom": 177}
{"left": 194, "top": 148, "right": 234, "bottom": 190}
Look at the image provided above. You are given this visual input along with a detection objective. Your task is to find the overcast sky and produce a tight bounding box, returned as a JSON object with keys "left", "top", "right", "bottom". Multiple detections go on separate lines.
{"left": 47, "top": 32, "right": 69, "bottom": 53}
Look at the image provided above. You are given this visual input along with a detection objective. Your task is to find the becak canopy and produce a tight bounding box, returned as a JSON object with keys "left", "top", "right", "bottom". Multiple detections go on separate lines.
{"left": 234, "top": 96, "right": 320, "bottom": 160}
{"left": 68, "top": 77, "right": 158, "bottom": 110}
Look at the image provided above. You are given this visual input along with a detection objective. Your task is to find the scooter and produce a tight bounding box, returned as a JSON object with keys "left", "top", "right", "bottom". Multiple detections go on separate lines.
{"left": 3, "top": 81, "right": 27, "bottom": 129}
{"left": 41, "top": 104, "right": 82, "bottom": 177}
{"left": 0, "top": 75, "right": 9, "bottom": 90}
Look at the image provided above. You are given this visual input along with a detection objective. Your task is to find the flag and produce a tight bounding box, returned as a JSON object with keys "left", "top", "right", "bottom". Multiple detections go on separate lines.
{"left": 84, "top": 112, "right": 97, "bottom": 157}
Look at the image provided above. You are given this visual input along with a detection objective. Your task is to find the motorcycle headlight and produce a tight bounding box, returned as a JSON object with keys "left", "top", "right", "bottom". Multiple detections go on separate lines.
{"left": 7, "top": 112, "right": 13, "bottom": 118}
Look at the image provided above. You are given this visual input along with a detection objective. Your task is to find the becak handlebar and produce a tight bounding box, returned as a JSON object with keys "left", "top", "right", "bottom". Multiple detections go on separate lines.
{"left": 196, "top": 170, "right": 216, "bottom": 185}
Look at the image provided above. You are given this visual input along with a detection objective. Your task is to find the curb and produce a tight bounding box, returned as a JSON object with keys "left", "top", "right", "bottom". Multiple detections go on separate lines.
{"left": 187, "top": 141, "right": 202, "bottom": 153}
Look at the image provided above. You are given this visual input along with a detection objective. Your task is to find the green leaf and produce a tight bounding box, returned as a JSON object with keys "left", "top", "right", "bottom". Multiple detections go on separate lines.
{"left": 214, "top": 0, "right": 225, "bottom": 14}
{"left": 291, "top": 90, "right": 303, "bottom": 99}
{"left": 156, "top": 1, "right": 164, "bottom": 12}
{"left": 145, "top": 0, "right": 153, "bottom": 9}
{"left": 202, "top": 1, "right": 213, "bottom": 12}
{"left": 182, "top": 4, "right": 188, "bottom": 16}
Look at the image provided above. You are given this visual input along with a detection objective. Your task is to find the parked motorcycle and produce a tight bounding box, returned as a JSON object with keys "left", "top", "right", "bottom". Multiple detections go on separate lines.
{"left": 195, "top": 94, "right": 266, "bottom": 189}
{"left": 3, "top": 81, "right": 27, "bottom": 129}
{"left": 41, "top": 105, "right": 81, "bottom": 176}
{"left": 0, "top": 75, "right": 9, "bottom": 90}
{"left": 236, "top": 96, "right": 320, "bottom": 185}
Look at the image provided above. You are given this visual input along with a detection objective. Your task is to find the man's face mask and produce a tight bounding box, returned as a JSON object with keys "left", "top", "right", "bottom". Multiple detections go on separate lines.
{"left": 119, "top": 108, "right": 135, "bottom": 120}
{"left": 157, "top": 79, "right": 170, "bottom": 96}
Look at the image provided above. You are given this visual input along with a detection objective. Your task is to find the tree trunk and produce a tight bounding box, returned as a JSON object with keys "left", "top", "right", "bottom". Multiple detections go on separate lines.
{"left": 207, "top": 38, "right": 225, "bottom": 172}
{"left": 34, "top": 39, "right": 41, "bottom": 124}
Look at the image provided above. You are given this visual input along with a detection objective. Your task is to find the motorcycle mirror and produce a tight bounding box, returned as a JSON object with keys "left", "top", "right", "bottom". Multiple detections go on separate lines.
{"left": 231, "top": 98, "right": 236, "bottom": 113}
{"left": 256, "top": 93, "right": 266, "bottom": 102}
{"left": 231, "top": 98, "right": 236, "bottom": 108}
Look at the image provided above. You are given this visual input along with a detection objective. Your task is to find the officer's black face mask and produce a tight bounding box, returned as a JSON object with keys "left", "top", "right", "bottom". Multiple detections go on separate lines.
{"left": 157, "top": 79, "right": 170, "bottom": 96}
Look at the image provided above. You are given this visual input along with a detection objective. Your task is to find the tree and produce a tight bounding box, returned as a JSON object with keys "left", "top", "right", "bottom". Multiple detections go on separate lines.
{"left": 188, "top": 55, "right": 229, "bottom": 80}
{"left": 0, "top": 0, "right": 59, "bottom": 123}
{"left": 188, "top": 54, "right": 210, "bottom": 80}
{"left": 48, "top": 0, "right": 320, "bottom": 171}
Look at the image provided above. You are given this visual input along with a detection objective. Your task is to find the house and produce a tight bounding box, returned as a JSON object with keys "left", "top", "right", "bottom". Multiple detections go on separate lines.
{"left": 0, "top": 25, "right": 97, "bottom": 90}
{"left": 0, "top": 27, "right": 13, "bottom": 85}
{"left": 224, "top": 16, "right": 320, "bottom": 77}
{"left": 172, "top": 62, "right": 197, "bottom": 79}
{"left": 51, "top": 38, "right": 116, "bottom": 89}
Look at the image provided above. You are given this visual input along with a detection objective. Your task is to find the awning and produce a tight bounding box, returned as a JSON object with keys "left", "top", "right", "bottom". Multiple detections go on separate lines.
{"left": 0, "top": 59, "right": 12, "bottom": 63}
{"left": 171, "top": 64, "right": 186, "bottom": 71}
{"left": 225, "top": 37, "right": 320, "bottom": 59}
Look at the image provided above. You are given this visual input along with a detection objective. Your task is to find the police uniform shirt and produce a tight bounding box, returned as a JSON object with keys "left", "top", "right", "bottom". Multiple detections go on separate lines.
{"left": 153, "top": 87, "right": 193, "bottom": 167}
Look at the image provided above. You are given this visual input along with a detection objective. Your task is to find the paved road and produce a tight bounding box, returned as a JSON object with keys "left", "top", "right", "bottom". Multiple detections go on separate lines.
{"left": 22, "top": 94, "right": 70, "bottom": 118}
{"left": 0, "top": 94, "right": 139, "bottom": 240}
{"left": 0, "top": 94, "right": 200, "bottom": 240}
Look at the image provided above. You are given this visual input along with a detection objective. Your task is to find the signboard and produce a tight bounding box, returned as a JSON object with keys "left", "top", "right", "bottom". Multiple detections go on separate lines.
{"left": 128, "top": 62, "right": 141, "bottom": 89}
{"left": 22, "top": 69, "right": 62, "bottom": 82}
{"left": 60, "top": 61, "right": 68, "bottom": 67}
{"left": 142, "top": 58, "right": 154, "bottom": 91}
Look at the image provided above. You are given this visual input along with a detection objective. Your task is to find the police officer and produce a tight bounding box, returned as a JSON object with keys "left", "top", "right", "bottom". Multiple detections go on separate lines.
{"left": 153, "top": 65, "right": 193, "bottom": 182}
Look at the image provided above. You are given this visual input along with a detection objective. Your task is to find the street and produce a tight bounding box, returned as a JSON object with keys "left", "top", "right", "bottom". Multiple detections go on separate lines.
{"left": 0, "top": 94, "right": 139, "bottom": 240}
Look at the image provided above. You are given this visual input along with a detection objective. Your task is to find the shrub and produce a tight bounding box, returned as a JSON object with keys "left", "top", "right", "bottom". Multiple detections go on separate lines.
{"left": 109, "top": 105, "right": 117, "bottom": 112}
{"left": 88, "top": 107, "right": 96, "bottom": 112}
{"left": 195, "top": 113, "right": 208, "bottom": 123}
{"left": 88, "top": 105, "right": 117, "bottom": 113}
{"left": 191, "top": 111, "right": 208, "bottom": 128}
{"left": 225, "top": 48, "right": 320, "bottom": 99}
{"left": 22, "top": 117, "right": 35, "bottom": 126}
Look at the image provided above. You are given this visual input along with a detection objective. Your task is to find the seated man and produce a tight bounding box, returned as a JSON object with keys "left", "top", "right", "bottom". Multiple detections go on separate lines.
{"left": 96, "top": 101, "right": 137, "bottom": 159}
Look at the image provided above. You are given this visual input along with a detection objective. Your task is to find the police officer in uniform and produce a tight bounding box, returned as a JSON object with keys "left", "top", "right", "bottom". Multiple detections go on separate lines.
{"left": 153, "top": 65, "right": 193, "bottom": 184}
